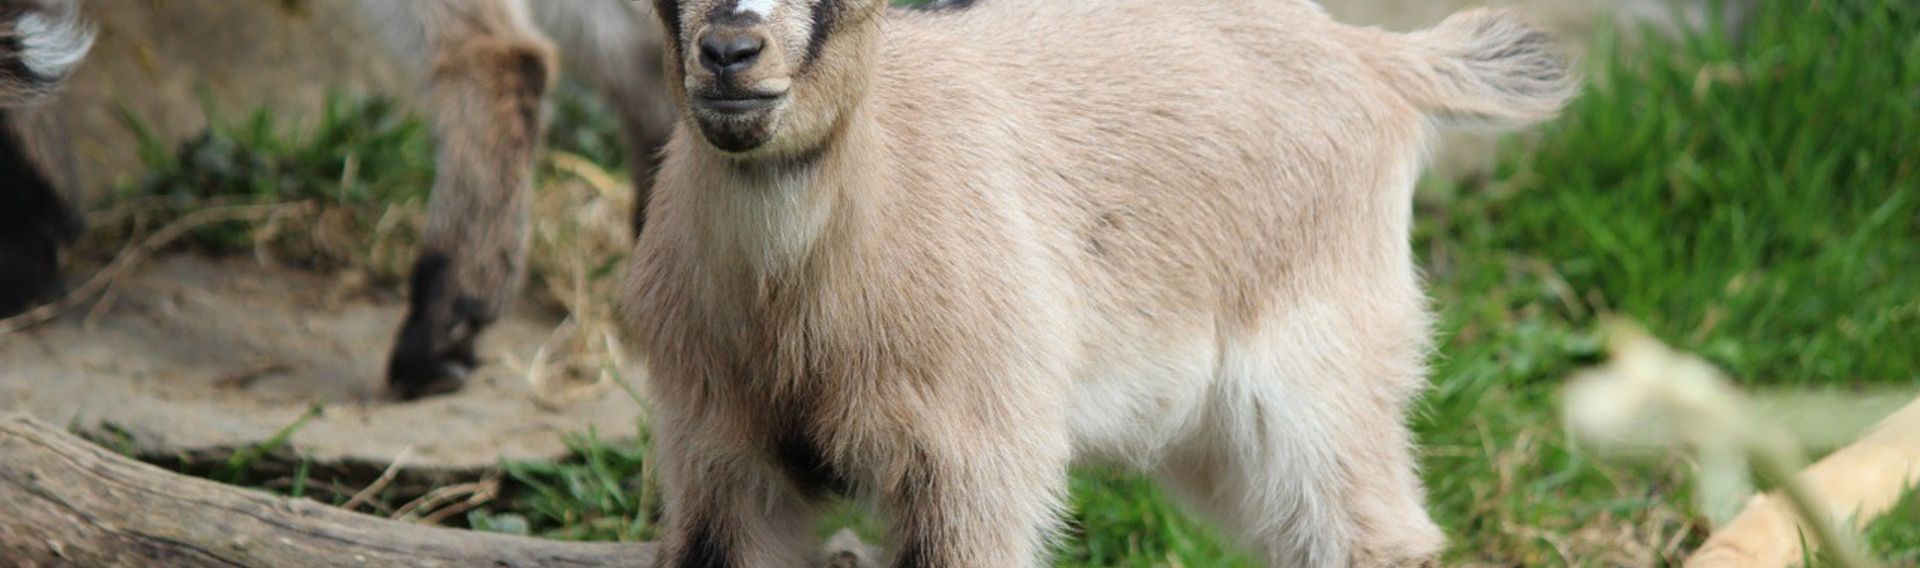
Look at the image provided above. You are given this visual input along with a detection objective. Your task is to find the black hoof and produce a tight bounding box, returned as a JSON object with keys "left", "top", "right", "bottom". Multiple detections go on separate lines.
{"left": 386, "top": 307, "right": 482, "bottom": 401}
{"left": 387, "top": 356, "right": 471, "bottom": 401}
{"left": 385, "top": 252, "right": 492, "bottom": 401}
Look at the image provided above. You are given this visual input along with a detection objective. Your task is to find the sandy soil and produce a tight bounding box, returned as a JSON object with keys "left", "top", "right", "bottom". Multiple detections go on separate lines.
{"left": 0, "top": 254, "right": 644, "bottom": 472}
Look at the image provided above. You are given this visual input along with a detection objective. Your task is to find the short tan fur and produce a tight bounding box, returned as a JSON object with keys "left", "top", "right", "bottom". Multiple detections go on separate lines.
{"left": 625, "top": 0, "right": 1573, "bottom": 566}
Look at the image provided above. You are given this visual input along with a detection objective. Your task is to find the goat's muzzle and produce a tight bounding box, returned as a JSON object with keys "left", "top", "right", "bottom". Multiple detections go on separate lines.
{"left": 682, "top": 23, "right": 793, "bottom": 154}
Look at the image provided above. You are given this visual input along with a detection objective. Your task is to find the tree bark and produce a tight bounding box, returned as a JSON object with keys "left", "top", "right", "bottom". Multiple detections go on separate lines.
{"left": 0, "top": 413, "right": 875, "bottom": 567}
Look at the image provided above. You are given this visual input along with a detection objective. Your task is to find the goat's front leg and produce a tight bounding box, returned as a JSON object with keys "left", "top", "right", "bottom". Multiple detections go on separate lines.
{"left": 653, "top": 418, "right": 821, "bottom": 567}
{"left": 879, "top": 422, "right": 1071, "bottom": 568}
{"left": 384, "top": 0, "right": 556, "bottom": 399}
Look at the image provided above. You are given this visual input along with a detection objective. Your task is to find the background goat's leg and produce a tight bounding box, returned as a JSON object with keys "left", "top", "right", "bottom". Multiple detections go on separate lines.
{"left": 524, "top": 0, "right": 674, "bottom": 235}
{"left": 379, "top": 0, "right": 556, "bottom": 399}
{"left": 0, "top": 106, "right": 80, "bottom": 318}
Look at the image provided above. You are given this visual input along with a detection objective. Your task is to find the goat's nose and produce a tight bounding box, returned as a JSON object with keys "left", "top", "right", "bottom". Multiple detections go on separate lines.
{"left": 698, "top": 30, "right": 765, "bottom": 74}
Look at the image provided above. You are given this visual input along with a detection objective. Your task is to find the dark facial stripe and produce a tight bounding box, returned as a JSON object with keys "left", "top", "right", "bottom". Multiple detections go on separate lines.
{"left": 801, "top": 0, "right": 841, "bottom": 72}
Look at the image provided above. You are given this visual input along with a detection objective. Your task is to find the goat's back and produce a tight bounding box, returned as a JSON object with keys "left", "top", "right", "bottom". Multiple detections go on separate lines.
{"left": 870, "top": 0, "right": 1460, "bottom": 335}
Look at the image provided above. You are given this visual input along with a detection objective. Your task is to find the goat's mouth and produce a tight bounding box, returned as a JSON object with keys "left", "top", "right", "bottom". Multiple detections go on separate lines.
{"left": 692, "top": 90, "right": 786, "bottom": 117}
{"left": 690, "top": 88, "right": 786, "bottom": 153}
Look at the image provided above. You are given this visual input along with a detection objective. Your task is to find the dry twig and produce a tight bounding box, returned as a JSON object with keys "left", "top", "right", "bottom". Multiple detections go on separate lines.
{"left": 342, "top": 446, "right": 415, "bottom": 513}
{"left": 0, "top": 202, "right": 315, "bottom": 335}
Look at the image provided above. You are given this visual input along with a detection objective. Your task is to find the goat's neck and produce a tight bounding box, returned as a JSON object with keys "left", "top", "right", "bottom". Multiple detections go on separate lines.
{"left": 696, "top": 107, "right": 889, "bottom": 278}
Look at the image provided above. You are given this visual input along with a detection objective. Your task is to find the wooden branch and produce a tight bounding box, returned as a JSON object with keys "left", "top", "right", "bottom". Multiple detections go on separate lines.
{"left": 0, "top": 413, "right": 876, "bottom": 567}
{"left": 1688, "top": 396, "right": 1920, "bottom": 568}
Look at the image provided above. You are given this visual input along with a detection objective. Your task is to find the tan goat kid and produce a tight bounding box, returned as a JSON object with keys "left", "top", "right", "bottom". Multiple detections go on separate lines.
{"left": 624, "top": 0, "right": 1575, "bottom": 566}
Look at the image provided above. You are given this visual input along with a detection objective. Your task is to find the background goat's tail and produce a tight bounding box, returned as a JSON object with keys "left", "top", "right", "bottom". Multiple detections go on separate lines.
{"left": 0, "top": 0, "right": 93, "bottom": 106}
{"left": 1380, "top": 8, "right": 1576, "bottom": 126}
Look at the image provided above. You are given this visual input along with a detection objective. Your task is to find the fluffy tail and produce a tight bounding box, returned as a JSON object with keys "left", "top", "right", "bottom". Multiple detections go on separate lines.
{"left": 0, "top": 0, "right": 93, "bottom": 106}
{"left": 1384, "top": 8, "right": 1576, "bottom": 126}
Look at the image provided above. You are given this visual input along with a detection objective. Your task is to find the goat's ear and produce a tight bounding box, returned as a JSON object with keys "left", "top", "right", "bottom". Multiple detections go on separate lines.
{"left": 652, "top": 0, "right": 684, "bottom": 47}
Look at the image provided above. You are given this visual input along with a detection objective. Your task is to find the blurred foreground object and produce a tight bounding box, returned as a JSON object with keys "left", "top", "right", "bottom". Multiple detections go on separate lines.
{"left": 1563, "top": 323, "right": 1897, "bottom": 568}
{"left": 1689, "top": 397, "right": 1920, "bottom": 568}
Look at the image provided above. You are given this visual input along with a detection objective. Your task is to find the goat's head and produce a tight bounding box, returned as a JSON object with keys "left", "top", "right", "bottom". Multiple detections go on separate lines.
{"left": 652, "top": 0, "right": 886, "bottom": 159}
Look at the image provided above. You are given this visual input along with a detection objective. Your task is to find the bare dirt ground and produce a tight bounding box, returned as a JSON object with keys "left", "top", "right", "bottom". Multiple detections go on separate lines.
{"left": 0, "top": 254, "right": 643, "bottom": 472}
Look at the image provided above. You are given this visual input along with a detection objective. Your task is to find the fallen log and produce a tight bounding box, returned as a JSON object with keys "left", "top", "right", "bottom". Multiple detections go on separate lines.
{"left": 0, "top": 413, "right": 875, "bottom": 567}
{"left": 1688, "top": 396, "right": 1920, "bottom": 567}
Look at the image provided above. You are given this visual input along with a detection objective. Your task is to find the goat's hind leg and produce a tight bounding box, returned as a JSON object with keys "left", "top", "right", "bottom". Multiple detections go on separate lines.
{"left": 1159, "top": 327, "right": 1442, "bottom": 567}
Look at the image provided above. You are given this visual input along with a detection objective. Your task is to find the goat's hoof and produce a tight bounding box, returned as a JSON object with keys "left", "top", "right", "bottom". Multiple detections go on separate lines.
{"left": 0, "top": 229, "right": 64, "bottom": 318}
{"left": 387, "top": 358, "right": 471, "bottom": 401}
{"left": 386, "top": 338, "right": 476, "bottom": 401}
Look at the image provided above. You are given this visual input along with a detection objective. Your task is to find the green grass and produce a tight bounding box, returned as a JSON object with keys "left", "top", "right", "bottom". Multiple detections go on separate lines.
{"left": 1864, "top": 488, "right": 1920, "bottom": 566}
{"left": 99, "top": 93, "right": 440, "bottom": 286}
{"left": 468, "top": 429, "right": 659, "bottom": 543}
{"left": 122, "top": 0, "right": 1919, "bottom": 564}
{"left": 1413, "top": 0, "right": 1919, "bottom": 563}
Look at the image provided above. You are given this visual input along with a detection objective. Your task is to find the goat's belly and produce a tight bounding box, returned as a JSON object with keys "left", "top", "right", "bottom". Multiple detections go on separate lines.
{"left": 1066, "top": 337, "right": 1217, "bottom": 466}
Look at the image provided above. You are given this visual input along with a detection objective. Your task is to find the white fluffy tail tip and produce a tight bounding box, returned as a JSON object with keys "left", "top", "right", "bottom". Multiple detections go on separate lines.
{"left": 8, "top": 1, "right": 95, "bottom": 88}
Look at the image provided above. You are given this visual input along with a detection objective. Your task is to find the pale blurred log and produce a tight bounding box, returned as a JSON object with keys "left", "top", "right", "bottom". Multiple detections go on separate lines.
{"left": 1688, "top": 396, "right": 1920, "bottom": 568}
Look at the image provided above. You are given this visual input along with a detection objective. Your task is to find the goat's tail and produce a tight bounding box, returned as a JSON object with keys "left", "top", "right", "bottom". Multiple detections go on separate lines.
{"left": 1379, "top": 8, "right": 1576, "bottom": 127}
{"left": 0, "top": 0, "right": 93, "bottom": 106}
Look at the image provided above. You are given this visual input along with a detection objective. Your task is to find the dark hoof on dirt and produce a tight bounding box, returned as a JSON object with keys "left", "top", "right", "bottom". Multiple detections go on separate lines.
{"left": 386, "top": 318, "right": 482, "bottom": 401}
{"left": 387, "top": 362, "right": 470, "bottom": 401}
{"left": 0, "top": 229, "right": 64, "bottom": 318}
